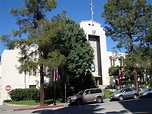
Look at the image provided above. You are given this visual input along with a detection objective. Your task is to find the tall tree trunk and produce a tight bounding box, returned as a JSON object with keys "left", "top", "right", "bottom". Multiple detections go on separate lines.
{"left": 133, "top": 66, "right": 139, "bottom": 91}
{"left": 40, "top": 66, "right": 45, "bottom": 106}
{"left": 130, "top": 37, "right": 139, "bottom": 91}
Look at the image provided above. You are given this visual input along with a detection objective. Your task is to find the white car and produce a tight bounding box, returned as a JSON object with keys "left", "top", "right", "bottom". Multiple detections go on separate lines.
{"left": 140, "top": 88, "right": 152, "bottom": 98}
{"left": 67, "top": 88, "right": 105, "bottom": 105}
{"left": 110, "top": 87, "right": 139, "bottom": 101}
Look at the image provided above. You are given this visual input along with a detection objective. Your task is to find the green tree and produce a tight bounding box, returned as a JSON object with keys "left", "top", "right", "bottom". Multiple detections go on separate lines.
{"left": 109, "top": 65, "right": 132, "bottom": 78}
{"left": 0, "top": 0, "right": 65, "bottom": 106}
{"left": 50, "top": 16, "right": 96, "bottom": 93}
{"left": 102, "top": 0, "right": 152, "bottom": 91}
{"left": 139, "top": 30, "right": 152, "bottom": 86}
{"left": 109, "top": 65, "right": 119, "bottom": 76}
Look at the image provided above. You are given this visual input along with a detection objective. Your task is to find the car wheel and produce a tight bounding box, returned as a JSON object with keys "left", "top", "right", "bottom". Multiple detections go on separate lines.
{"left": 119, "top": 96, "right": 123, "bottom": 101}
{"left": 133, "top": 94, "right": 138, "bottom": 99}
{"left": 96, "top": 97, "right": 103, "bottom": 103}
{"left": 76, "top": 99, "right": 82, "bottom": 105}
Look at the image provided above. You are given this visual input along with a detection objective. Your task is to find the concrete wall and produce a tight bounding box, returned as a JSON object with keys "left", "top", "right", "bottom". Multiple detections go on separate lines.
{"left": 80, "top": 20, "right": 109, "bottom": 85}
{"left": 106, "top": 51, "right": 126, "bottom": 86}
{"left": 0, "top": 50, "right": 43, "bottom": 105}
{"left": 79, "top": 20, "right": 126, "bottom": 86}
{"left": 0, "top": 62, "right": 2, "bottom": 104}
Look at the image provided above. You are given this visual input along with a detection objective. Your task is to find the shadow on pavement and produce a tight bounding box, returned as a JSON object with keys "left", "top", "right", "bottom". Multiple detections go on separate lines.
{"left": 31, "top": 103, "right": 128, "bottom": 114}
{"left": 7, "top": 98, "right": 152, "bottom": 114}
{"left": 118, "top": 98, "right": 152, "bottom": 114}
{"left": 32, "top": 104, "right": 104, "bottom": 114}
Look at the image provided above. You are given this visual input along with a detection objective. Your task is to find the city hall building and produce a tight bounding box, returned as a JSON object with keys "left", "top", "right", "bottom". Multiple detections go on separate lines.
{"left": 0, "top": 20, "right": 125, "bottom": 105}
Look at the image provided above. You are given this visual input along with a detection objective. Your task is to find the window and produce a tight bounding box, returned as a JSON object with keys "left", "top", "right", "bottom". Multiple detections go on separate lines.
{"left": 109, "top": 56, "right": 116, "bottom": 66}
{"left": 29, "top": 85, "right": 36, "bottom": 88}
{"left": 95, "top": 89, "right": 102, "bottom": 93}
{"left": 89, "top": 89, "right": 102, "bottom": 94}
{"left": 85, "top": 90, "right": 91, "bottom": 94}
{"left": 33, "top": 68, "right": 37, "bottom": 76}
{"left": 125, "top": 88, "right": 133, "bottom": 92}
{"left": 90, "top": 89, "right": 95, "bottom": 94}
{"left": 119, "top": 56, "right": 124, "bottom": 66}
{"left": 112, "top": 58, "right": 115, "bottom": 66}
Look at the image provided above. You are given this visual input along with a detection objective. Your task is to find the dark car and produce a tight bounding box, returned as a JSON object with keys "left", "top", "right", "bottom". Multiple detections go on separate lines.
{"left": 110, "top": 87, "right": 139, "bottom": 101}
{"left": 140, "top": 88, "right": 152, "bottom": 98}
{"left": 67, "top": 88, "right": 105, "bottom": 105}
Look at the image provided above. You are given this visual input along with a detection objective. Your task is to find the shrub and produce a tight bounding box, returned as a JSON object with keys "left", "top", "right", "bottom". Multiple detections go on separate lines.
{"left": 9, "top": 88, "right": 40, "bottom": 101}
{"left": 44, "top": 85, "right": 63, "bottom": 100}
{"left": 103, "top": 89, "right": 113, "bottom": 98}
{"left": 149, "top": 80, "right": 152, "bottom": 88}
{"left": 44, "top": 85, "right": 54, "bottom": 100}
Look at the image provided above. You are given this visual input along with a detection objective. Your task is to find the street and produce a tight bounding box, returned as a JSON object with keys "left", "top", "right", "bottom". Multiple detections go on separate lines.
{"left": 0, "top": 98, "right": 152, "bottom": 114}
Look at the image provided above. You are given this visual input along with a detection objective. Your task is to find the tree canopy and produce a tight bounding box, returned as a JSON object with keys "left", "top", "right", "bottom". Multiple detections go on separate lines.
{"left": 49, "top": 16, "right": 95, "bottom": 93}
{"left": 102, "top": 0, "right": 152, "bottom": 90}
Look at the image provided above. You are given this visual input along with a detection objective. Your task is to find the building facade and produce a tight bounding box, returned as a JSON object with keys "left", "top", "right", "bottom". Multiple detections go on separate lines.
{"left": 80, "top": 20, "right": 125, "bottom": 86}
{"left": 0, "top": 20, "right": 125, "bottom": 105}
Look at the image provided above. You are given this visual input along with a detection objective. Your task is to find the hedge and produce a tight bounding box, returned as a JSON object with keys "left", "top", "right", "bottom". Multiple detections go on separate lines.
{"left": 9, "top": 88, "right": 40, "bottom": 101}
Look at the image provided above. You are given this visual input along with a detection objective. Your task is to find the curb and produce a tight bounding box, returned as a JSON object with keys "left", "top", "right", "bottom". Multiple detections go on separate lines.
{"left": 3, "top": 99, "right": 110, "bottom": 112}
{"left": 13, "top": 104, "right": 65, "bottom": 111}
{"left": 104, "top": 98, "right": 110, "bottom": 102}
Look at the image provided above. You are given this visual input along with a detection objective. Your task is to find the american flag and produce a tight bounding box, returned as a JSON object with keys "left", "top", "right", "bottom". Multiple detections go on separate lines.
{"left": 118, "top": 67, "right": 125, "bottom": 79}
{"left": 53, "top": 68, "right": 58, "bottom": 82}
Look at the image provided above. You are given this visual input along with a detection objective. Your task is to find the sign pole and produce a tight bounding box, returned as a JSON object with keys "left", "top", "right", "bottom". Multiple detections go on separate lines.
{"left": 53, "top": 81, "right": 56, "bottom": 105}
{"left": 65, "top": 83, "right": 66, "bottom": 104}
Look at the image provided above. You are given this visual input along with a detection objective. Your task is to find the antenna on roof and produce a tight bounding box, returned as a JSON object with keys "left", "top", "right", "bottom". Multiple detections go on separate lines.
{"left": 90, "top": 0, "right": 94, "bottom": 22}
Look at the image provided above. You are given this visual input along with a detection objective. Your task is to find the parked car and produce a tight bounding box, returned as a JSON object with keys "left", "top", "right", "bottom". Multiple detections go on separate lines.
{"left": 110, "top": 87, "right": 139, "bottom": 101}
{"left": 131, "top": 87, "right": 147, "bottom": 96}
{"left": 67, "top": 88, "right": 105, "bottom": 105}
{"left": 138, "top": 87, "right": 147, "bottom": 96}
{"left": 139, "top": 88, "right": 152, "bottom": 98}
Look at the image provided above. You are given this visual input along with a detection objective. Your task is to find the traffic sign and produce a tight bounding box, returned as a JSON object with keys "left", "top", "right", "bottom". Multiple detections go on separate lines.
{"left": 5, "top": 85, "right": 11, "bottom": 91}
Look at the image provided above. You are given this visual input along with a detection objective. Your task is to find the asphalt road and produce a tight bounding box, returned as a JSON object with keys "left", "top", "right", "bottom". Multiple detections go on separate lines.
{"left": 1, "top": 98, "right": 152, "bottom": 114}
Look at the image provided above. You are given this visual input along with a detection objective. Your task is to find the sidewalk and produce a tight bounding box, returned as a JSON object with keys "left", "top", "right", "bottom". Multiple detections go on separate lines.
{"left": 0, "top": 98, "right": 110, "bottom": 112}
{"left": 13, "top": 103, "right": 66, "bottom": 111}
{"left": 0, "top": 102, "right": 66, "bottom": 112}
{"left": 104, "top": 98, "right": 110, "bottom": 102}
{"left": 13, "top": 99, "right": 110, "bottom": 111}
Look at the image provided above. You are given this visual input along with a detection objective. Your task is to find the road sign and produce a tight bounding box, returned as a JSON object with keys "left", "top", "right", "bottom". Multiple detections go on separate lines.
{"left": 5, "top": 85, "right": 11, "bottom": 91}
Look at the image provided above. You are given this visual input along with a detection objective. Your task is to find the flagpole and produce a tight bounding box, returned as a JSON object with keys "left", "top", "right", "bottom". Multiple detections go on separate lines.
{"left": 90, "top": 0, "right": 94, "bottom": 22}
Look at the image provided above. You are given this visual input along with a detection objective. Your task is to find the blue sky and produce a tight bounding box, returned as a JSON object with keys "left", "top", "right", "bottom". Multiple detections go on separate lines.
{"left": 1, "top": 0, "right": 152, "bottom": 55}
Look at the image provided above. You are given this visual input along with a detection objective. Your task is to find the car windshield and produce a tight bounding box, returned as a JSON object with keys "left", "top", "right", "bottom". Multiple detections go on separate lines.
{"left": 139, "top": 88, "right": 146, "bottom": 92}
{"left": 146, "top": 88, "right": 152, "bottom": 92}
{"left": 149, "top": 88, "right": 152, "bottom": 91}
{"left": 77, "top": 90, "right": 85, "bottom": 95}
{"left": 115, "top": 89, "right": 123, "bottom": 93}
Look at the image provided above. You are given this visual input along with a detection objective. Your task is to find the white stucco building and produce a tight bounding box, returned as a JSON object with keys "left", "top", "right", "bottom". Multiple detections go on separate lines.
{"left": 0, "top": 20, "right": 125, "bottom": 105}
{"left": 80, "top": 20, "right": 125, "bottom": 86}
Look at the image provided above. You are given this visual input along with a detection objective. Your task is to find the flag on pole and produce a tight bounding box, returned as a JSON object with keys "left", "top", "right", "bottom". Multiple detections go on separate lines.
{"left": 121, "top": 68, "right": 125, "bottom": 79}
{"left": 118, "top": 67, "right": 125, "bottom": 79}
{"left": 53, "top": 68, "right": 58, "bottom": 82}
{"left": 118, "top": 68, "right": 122, "bottom": 79}
{"left": 90, "top": 0, "right": 94, "bottom": 15}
